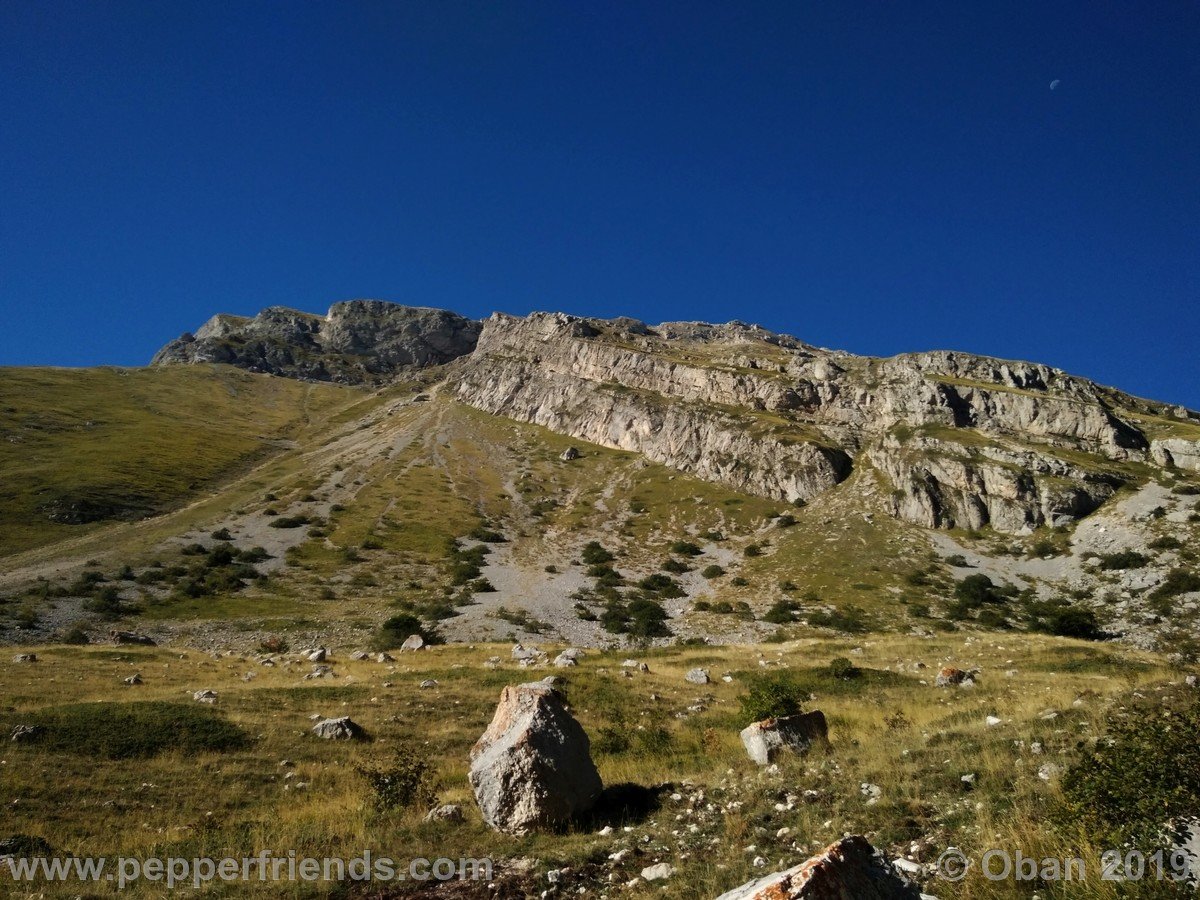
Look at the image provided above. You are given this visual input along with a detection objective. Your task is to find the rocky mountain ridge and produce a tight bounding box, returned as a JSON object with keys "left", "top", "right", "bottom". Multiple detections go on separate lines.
{"left": 154, "top": 301, "right": 1200, "bottom": 534}
{"left": 152, "top": 300, "right": 480, "bottom": 385}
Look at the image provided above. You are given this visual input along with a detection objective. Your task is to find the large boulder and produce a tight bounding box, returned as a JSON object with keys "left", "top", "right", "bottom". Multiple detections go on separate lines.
{"left": 713, "top": 835, "right": 920, "bottom": 899}
{"left": 685, "top": 667, "right": 710, "bottom": 685}
{"left": 468, "top": 682, "right": 602, "bottom": 834}
{"left": 400, "top": 635, "right": 425, "bottom": 652}
{"left": 311, "top": 716, "right": 365, "bottom": 740}
{"left": 740, "top": 712, "right": 829, "bottom": 765}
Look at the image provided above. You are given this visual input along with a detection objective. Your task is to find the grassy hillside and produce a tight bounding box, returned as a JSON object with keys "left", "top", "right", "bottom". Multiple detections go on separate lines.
{"left": 0, "top": 366, "right": 359, "bottom": 557}
{"left": 0, "top": 634, "right": 1184, "bottom": 898}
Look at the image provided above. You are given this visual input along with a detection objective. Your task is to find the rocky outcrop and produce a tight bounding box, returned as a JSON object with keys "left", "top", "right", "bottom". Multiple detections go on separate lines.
{"left": 469, "top": 681, "right": 602, "bottom": 834}
{"left": 713, "top": 835, "right": 920, "bottom": 899}
{"left": 1151, "top": 438, "right": 1200, "bottom": 472}
{"left": 153, "top": 300, "right": 480, "bottom": 384}
{"left": 455, "top": 311, "right": 1170, "bottom": 532}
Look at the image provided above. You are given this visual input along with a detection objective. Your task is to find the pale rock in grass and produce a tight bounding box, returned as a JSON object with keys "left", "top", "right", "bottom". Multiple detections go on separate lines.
{"left": 311, "top": 716, "right": 365, "bottom": 740}
{"left": 468, "top": 681, "right": 602, "bottom": 834}
{"left": 641, "top": 863, "right": 675, "bottom": 881}
{"left": 400, "top": 635, "right": 425, "bottom": 652}
{"left": 740, "top": 712, "right": 829, "bottom": 766}
{"left": 12, "top": 654, "right": 37, "bottom": 663}
{"left": 685, "top": 667, "right": 710, "bottom": 685}
{"left": 424, "top": 804, "right": 464, "bottom": 823}
{"left": 193, "top": 690, "right": 217, "bottom": 704}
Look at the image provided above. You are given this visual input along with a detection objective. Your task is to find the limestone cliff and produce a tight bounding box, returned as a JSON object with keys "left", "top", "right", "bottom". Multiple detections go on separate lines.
{"left": 455, "top": 311, "right": 1197, "bottom": 533}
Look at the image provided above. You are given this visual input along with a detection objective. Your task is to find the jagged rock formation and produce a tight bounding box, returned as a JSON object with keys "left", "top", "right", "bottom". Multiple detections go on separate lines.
{"left": 457, "top": 311, "right": 1199, "bottom": 533}
{"left": 151, "top": 300, "right": 1200, "bottom": 533}
{"left": 152, "top": 300, "right": 480, "bottom": 384}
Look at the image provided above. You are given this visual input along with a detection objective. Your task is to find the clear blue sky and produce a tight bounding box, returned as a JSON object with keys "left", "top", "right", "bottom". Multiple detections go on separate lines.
{"left": 2, "top": 2, "right": 1197, "bottom": 406}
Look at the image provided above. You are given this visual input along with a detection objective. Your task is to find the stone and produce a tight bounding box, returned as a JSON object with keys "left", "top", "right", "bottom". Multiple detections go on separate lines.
{"left": 374, "top": 652, "right": 395, "bottom": 663}
{"left": 10, "top": 725, "right": 42, "bottom": 743}
{"left": 685, "top": 667, "right": 710, "bottom": 685}
{"left": 560, "top": 447, "right": 580, "bottom": 461}
{"left": 712, "top": 835, "right": 921, "bottom": 899}
{"left": 123, "top": 674, "right": 143, "bottom": 686}
{"left": 11, "top": 654, "right": 36, "bottom": 663}
{"left": 553, "top": 652, "right": 578, "bottom": 668}
{"left": 424, "top": 804, "right": 464, "bottom": 823}
{"left": 740, "top": 712, "right": 829, "bottom": 765}
{"left": 306, "top": 648, "right": 327, "bottom": 662}
{"left": 311, "top": 716, "right": 365, "bottom": 740}
{"left": 641, "top": 863, "right": 674, "bottom": 881}
{"left": 935, "top": 666, "right": 970, "bottom": 687}
{"left": 419, "top": 679, "right": 438, "bottom": 689}
{"left": 111, "top": 631, "right": 155, "bottom": 645}
{"left": 193, "top": 690, "right": 217, "bottom": 704}
{"left": 400, "top": 635, "right": 425, "bottom": 652}
{"left": 350, "top": 651, "right": 370, "bottom": 661}
{"left": 511, "top": 643, "right": 541, "bottom": 661}
{"left": 468, "top": 682, "right": 602, "bottom": 834}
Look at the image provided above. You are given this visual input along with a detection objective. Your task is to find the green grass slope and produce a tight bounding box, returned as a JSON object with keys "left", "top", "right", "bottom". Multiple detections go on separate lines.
{"left": 0, "top": 366, "right": 359, "bottom": 557}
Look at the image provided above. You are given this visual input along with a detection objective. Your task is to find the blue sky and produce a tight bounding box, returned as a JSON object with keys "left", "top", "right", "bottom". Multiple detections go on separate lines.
{"left": 1, "top": 2, "right": 1197, "bottom": 406}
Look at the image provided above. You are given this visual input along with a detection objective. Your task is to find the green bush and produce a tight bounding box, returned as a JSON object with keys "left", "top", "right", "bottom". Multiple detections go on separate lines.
{"left": 807, "top": 604, "right": 869, "bottom": 633}
{"left": 828, "top": 657, "right": 860, "bottom": 679}
{"left": 1150, "top": 569, "right": 1200, "bottom": 602}
{"left": 1097, "top": 550, "right": 1150, "bottom": 571}
{"left": 670, "top": 541, "right": 703, "bottom": 557}
{"left": 268, "top": 514, "right": 311, "bottom": 529}
{"left": 743, "top": 544, "right": 762, "bottom": 558}
{"left": 1062, "top": 687, "right": 1200, "bottom": 850}
{"left": 374, "top": 614, "right": 438, "bottom": 649}
{"left": 637, "top": 574, "right": 686, "bottom": 599}
{"left": 6, "top": 702, "right": 249, "bottom": 759}
{"left": 700, "top": 564, "right": 725, "bottom": 579}
{"left": 739, "top": 672, "right": 805, "bottom": 724}
{"left": 763, "top": 599, "right": 801, "bottom": 624}
{"left": 662, "top": 558, "right": 690, "bottom": 574}
{"left": 580, "top": 541, "right": 614, "bottom": 565}
{"left": 357, "top": 746, "right": 437, "bottom": 811}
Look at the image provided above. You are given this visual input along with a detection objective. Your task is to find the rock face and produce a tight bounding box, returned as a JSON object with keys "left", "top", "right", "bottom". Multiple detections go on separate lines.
{"left": 152, "top": 300, "right": 481, "bottom": 385}
{"left": 468, "top": 682, "right": 602, "bottom": 834}
{"left": 740, "top": 712, "right": 829, "bottom": 765}
{"left": 455, "top": 311, "right": 1188, "bottom": 533}
{"left": 713, "top": 835, "right": 920, "bottom": 900}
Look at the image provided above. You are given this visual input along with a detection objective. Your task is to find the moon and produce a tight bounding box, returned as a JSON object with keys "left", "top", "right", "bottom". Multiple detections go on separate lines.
{"left": 1050, "top": 79, "right": 1060, "bottom": 90}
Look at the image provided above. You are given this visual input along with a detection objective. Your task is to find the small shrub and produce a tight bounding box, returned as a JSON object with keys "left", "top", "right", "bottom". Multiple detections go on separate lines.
{"left": 700, "top": 564, "right": 726, "bottom": 579}
{"left": 763, "top": 599, "right": 801, "bottom": 624}
{"left": 740, "top": 672, "right": 805, "bottom": 724}
{"left": 1097, "top": 550, "right": 1149, "bottom": 571}
{"left": 258, "top": 635, "right": 289, "bottom": 654}
{"left": 1062, "top": 688, "right": 1200, "bottom": 850}
{"left": 828, "top": 657, "right": 860, "bottom": 680}
{"left": 775, "top": 514, "right": 796, "bottom": 528}
{"left": 743, "top": 544, "right": 762, "bottom": 558}
{"left": 807, "top": 604, "right": 869, "bottom": 633}
{"left": 670, "top": 541, "right": 703, "bottom": 557}
{"left": 211, "top": 527, "right": 233, "bottom": 541}
{"left": 269, "top": 514, "right": 311, "bottom": 529}
{"left": 374, "top": 614, "right": 438, "bottom": 650}
{"left": 1150, "top": 569, "right": 1200, "bottom": 602}
{"left": 357, "top": 746, "right": 437, "bottom": 811}
{"left": 662, "top": 558, "right": 690, "bottom": 574}
{"left": 580, "top": 542, "right": 614, "bottom": 565}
